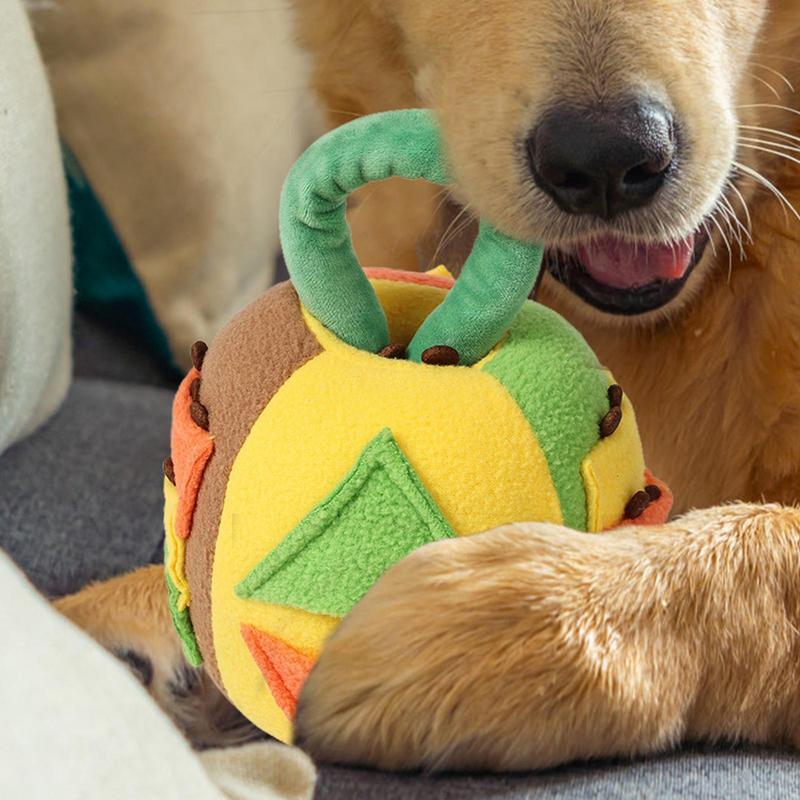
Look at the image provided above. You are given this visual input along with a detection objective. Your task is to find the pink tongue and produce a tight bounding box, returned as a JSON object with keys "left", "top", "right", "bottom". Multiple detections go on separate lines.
{"left": 576, "top": 235, "right": 695, "bottom": 290}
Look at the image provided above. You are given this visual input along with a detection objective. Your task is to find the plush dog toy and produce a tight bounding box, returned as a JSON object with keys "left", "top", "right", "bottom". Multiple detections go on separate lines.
{"left": 162, "top": 110, "right": 672, "bottom": 744}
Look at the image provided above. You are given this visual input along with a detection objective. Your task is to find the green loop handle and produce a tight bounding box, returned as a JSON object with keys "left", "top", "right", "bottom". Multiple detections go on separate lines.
{"left": 279, "top": 109, "right": 543, "bottom": 365}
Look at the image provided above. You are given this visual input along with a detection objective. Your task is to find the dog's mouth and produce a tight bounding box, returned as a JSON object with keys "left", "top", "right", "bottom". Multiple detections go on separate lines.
{"left": 545, "top": 228, "right": 711, "bottom": 315}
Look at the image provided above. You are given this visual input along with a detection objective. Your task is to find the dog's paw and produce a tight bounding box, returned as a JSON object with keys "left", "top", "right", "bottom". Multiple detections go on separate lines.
{"left": 295, "top": 522, "right": 688, "bottom": 772}
{"left": 55, "top": 564, "right": 264, "bottom": 750}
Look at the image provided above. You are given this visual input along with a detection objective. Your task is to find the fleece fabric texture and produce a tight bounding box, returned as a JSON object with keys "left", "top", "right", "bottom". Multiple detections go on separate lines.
{"left": 172, "top": 368, "right": 215, "bottom": 541}
{"left": 185, "top": 283, "right": 323, "bottom": 688}
{"left": 197, "top": 272, "right": 648, "bottom": 742}
{"left": 236, "top": 429, "right": 455, "bottom": 617}
{"left": 241, "top": 626, "right": 315, "bottom": 721}
{"left": 0, "top": 0, "right": 72, "bottom": 455}
{"left": 164, "top": 476, "right": 203, "bottom": 665}
{"left": 581, "top": 387, "right": 646, "bottom": 532}
{"left": 280, "top": 109, "right": 542, "bottom": 365}
{"left": 29, "top": 0, "right": 311, "bottom": 369}
{"left": 482, "top": 303, "right": 612, "bottom": 531}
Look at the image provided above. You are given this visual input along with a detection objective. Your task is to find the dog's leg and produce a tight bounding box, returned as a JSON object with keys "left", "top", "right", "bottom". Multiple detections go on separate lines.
{"left": 55, "top": 565, "right": 262, "bottom": 749}
{"left": 295, "top": 503, "right": 800, "bottom": 771}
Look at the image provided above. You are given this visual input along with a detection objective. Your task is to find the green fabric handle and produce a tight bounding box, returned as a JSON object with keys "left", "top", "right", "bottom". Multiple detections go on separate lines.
{"left": 279, "top": 109, "right": 543, "bottom": 365}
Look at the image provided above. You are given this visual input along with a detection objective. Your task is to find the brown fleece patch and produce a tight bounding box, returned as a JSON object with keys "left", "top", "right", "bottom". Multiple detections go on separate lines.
{"left": 190, "top": 377, "right": 202, "bottom": 402}
{"left": 183, "top": 282, "right": 323, "bottom": 688}
{"left": 163, "top": 457, "right": 175, "bottom": 485}
{"left": 607, "top": 384, "right": 623, "bottom": 409}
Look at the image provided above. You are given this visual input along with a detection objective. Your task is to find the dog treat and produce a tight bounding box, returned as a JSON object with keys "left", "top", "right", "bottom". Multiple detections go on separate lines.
{"left": 378, "top": 343, "right": 407, "bottom": 360}
{"left": 645, "top": 484, "right": 663, "bottom": 502}
{"left": 191, "top": 340, "right": 208, "bottom": 371}
{"left": 189, "top": 401, "right": 209, "bottom": 431}
{"left": 624, "top": 490, "right": 652, "bottom": 519}
{"left": 421, "top": 345, "right": 460, "bottom": 366}
{"left": 599, "top": 405, "right": 623, "bottom": 438}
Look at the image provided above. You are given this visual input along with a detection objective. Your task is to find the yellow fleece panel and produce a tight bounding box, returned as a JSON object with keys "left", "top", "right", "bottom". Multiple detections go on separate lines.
{"left": 163, "top": 477, "right": 190, "bottom": 612}
{"left": 581, "top": 379, "right": 645, "bottom": 531}
{"left": 212, "top": 299, "right": 562, "bottom": 741}
{"left": 372, "top": 279, "right": 447, "bottom": 347}
{"left": 426, "top": 265, "right": 454, "bottom": 279}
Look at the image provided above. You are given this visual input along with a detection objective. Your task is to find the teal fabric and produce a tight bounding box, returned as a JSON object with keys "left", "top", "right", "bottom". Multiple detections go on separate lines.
{"left": 64, "top": 146, "right": 178, "bottom": 374}
{"left": 279, "top": 110, "right": 543, "bottom": 365}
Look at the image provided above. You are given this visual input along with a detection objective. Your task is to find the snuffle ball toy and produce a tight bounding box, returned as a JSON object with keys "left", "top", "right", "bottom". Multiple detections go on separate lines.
{"left": 162, "top": 109, "right": 672, "bottom": 743}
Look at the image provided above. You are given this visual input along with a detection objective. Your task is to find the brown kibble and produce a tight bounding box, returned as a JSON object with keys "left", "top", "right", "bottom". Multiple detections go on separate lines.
{"left": 645, "top": 484, "right": 662, "bottom": 502}
{"left": 421, "top": 345, "right": 460, "bottom": 366}
{"left": 625, "top": 490, "right": 651, "bottom": 520}
{"left": 190, "top": 377, "right": 202, "bottom": 402}
{"left": 599, "top": 405, "right": 622, "bottom": 438}
{"left": 191, "top": 340, "right": 208, "bottom": 371}
{"left": 378, "top": 343, "right": 407, "bottom": 360}
{"left": 608, "top": 384, "right": 623, "bottom": 409}
{"left": 163, "top": 457, "right": 175, "bottom": 484}
{"left": 190, "top": 401, "right": 210, "bottom": 431}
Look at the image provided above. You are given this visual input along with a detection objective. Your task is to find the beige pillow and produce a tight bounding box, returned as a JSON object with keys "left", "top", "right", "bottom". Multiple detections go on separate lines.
{"left": 0, "top": 0, "right": 71, "bottom": 453}
{"left": 30, "top": 0, "right": 312, "bottom": 368}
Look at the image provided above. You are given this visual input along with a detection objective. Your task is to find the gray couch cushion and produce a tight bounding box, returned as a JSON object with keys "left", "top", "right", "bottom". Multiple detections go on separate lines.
{"left": 315, "top": 746, "right": 800, "bottom": 799}
{"left": 0, "top": 378, "right": 170, "bottom": 597}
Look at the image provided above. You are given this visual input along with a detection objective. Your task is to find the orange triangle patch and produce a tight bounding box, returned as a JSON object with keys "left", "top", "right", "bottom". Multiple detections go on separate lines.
{"left": 240, "top": 625, "right": 315, "bottom": 720}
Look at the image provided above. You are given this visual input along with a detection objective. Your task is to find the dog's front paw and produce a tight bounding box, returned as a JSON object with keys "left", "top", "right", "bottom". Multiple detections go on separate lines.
{"left": 295, "top": 522, "right": 690, "bottom": 772}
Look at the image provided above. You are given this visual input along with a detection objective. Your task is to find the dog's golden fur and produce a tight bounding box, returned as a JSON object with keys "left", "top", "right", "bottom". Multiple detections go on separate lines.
{"left": 57, "top": 0, "right": 800, "bottom": 773}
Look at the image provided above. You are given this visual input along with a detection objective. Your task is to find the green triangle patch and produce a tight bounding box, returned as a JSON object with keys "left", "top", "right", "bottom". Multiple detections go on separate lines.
{"left": 235, "top": 428, "right": 455, "bottom": 617}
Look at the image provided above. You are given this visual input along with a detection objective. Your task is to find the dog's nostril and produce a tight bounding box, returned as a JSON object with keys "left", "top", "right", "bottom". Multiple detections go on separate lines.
{"left": 554, "top": 171, "right": 594, "bottom": 191}
{"left": 623, "top": 157, "right": 671, "bottom": 186}
{"left": 528, "top": 97, "right": 676, "bottom": 219}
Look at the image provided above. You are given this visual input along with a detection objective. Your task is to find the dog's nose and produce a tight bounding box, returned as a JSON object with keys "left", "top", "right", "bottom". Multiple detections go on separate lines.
{"left": 528, "top": 100, "right": 675, "bottom": 218}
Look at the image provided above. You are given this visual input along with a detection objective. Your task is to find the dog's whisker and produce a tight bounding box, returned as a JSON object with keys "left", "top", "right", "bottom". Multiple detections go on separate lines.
{"left": 717, "top": 195, "right": 749, "bottom": 258}
{"left": 733, "top": 161, "right": 800, "bottom": 224}
{"left": 739, "top": 124, "right": 800, "bottom": 146}
{"left": 707, "top": 207, "right": 735, "bottom": 277}
{"left": 431, "top": 202, "right": 473, "bottom": 264}
{"left": 720, "top": 189, "right": 753, "bottom": 247}
{"left": 751, "top": 62, "right": 796, "bottom": 93}
{"left": 737, "top": 103, "right": 800, "bottom": 118}
{"left": 738, "top": 141, "right": 800, "bottom": 168}
{"left": 700, "top": 219, "right": 719, "bottom": 259}
{"left": 726, "top": 179, "right": 754, "bottom": 236}
{"left": 739, "top": 134, "right": 800, "bottom": 154}
{"left": 747, "top": 73, "right": 784, "bottom": 101}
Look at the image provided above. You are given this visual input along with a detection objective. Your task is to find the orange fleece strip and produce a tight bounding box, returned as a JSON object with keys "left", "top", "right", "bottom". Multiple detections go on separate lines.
{"left": 364, "top": 267, "right": 455, "bottom": 291}
{"left": 172, "top": 368, "right": 215, "bottom": 539}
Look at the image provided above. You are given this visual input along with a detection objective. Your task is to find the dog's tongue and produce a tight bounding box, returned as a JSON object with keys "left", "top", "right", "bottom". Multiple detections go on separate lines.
{"left": 576, "top": 235, "right": 695, "bottom": 290}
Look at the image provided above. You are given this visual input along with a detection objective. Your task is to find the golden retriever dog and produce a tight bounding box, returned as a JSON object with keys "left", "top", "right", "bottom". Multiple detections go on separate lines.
{"left": 57, "top": 0, "right": 800, "bottom": 774}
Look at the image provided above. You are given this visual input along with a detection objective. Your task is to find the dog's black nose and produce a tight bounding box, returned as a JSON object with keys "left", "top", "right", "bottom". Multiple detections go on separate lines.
{"left": 528, "top": 100, "right": 675, "bottom": 218}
